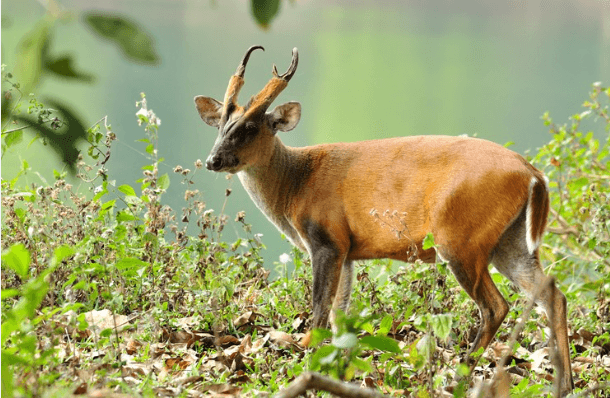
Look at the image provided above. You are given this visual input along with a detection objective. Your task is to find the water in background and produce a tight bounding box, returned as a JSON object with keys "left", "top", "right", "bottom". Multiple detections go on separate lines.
{"left": 2, "top": 0, "right": 609, "bottom": 271}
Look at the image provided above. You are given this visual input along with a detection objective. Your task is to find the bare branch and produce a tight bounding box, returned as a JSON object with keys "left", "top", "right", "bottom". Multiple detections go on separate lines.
{"left": 272, "top": 372, "right": 389, "bottom": 398}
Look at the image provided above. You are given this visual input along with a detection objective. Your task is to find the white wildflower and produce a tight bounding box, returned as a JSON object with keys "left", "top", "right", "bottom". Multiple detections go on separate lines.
{"left": 135, "top": 108, "right": 148, "bottom": 126}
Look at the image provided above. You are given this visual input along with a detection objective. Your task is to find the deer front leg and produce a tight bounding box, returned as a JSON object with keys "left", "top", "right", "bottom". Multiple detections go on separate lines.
{"left": 330, "top": 260, "right": 353, "bottom": 328}
{"left": 311, "top": 244, "right": 344, "bottom": 329}
{"left": 300, "top": 220, "right": 348, "bottom": 346}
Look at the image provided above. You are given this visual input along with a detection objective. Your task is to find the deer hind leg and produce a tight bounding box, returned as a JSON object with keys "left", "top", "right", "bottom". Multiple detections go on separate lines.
{"left": 492, "top": 210, "right": 574, "bottom": 395}
{"left": 447, "top": 256, "right": 510, "bottom": 363}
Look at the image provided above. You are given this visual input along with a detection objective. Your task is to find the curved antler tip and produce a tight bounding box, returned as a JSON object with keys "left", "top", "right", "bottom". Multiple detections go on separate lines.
{"left": 281, "top": 47, "right": 299, "bottom": 81}
{"left": 236, "top": 45, "right": 265, "bottom": 77}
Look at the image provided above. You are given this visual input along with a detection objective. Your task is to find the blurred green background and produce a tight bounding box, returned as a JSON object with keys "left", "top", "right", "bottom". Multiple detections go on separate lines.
{"left": 2, "top": 0, "right": 609, "bottom": 266}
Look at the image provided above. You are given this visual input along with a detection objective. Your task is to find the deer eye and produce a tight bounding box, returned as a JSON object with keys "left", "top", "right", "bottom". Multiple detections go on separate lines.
{"left": 230, "top": 133, "right": 245, "bottom": 145}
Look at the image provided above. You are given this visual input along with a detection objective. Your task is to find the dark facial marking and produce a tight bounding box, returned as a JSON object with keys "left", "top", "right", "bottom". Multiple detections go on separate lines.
{"left": 225, "top": 120, "right": 258, "bottom": 148}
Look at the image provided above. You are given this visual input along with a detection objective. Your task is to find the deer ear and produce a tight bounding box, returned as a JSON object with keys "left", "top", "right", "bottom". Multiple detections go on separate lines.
{"left": 267, "top": 102, "right": 301, "bottom": 132}
{"left": 195, "top": 96, "right": 223, "bottom": 127}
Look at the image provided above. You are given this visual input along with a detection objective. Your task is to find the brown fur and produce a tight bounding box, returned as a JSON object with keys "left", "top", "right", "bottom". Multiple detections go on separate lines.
{"left": 195, "top": 47, "right": 573, "bottom": 396}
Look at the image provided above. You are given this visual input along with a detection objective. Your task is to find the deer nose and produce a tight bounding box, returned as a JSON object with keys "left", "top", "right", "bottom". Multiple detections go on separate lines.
{"left": 206, "top": 155, "right": 222, "bottom": 171}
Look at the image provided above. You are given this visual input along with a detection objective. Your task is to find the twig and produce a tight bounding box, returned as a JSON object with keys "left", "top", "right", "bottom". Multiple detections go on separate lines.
{"left": 478, "top": 276, "right": 558, "bottom": 397}
{"left": 1, "top": 124, "right": 36, "bottom": 135}
{"left": 272, "top": 371, "right": 389, "bottom": 398}
{"left": 547, "top": 226, "right": 579, "bottom": 237}
{"left": 572, "top": 382, "right": 610, "bottom": 397}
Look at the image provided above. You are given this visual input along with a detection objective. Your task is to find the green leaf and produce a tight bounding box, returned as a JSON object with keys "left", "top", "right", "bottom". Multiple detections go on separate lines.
{"left": 116, "top": 211, "right": 136, "bottom": 222}
{"left": 422, "top": 232, "right": 436, "bottom": 250}
{"left": 310, "top": 345, "right": 336, "bottom": 370}
{"left": 115, "top": 257, "right": 147, "bottom": 271}
{"left": 1, "top": 289, "right": 20, "bottom": 300}
{"left": 14, "top": 19, "right": 52, "bottom": 94}
{"left": 44, "top": 55, "right": 95, "bottom": 82}
{"left": 350, "top": 357, "right": 373, "bottom": 373}
{"left": 360, "top": 321, "right": 375, "bottom": 335}
{"left": 72, "top": 280, "right": 87, "bottom": 290}
{"left": 100, "top": 328, "right": 113, "bottom": 338}
{"left": 157, "top": 173, "right": 170, "bottom": 190}
{"left": 4, "top": 130, "right": 23, "bottom": 148}
{"left": 308, "top": 328, "right": 333, "bottom": 347}
{"left": 93, "top": 182, "right": 108, "bottom": 201}
{"left": 360, "top": 335, "right": 401, "bottom": 353}
{"left": 101, "top": 199, "right": 116, "bottom": 211}
{"left": 13, "top": 100, "right": 88, "bottom": 172}
{"left": 118, "top": 184, "right": 136, "bottom": 196}
{"left": 251, "top": 0, "right": 280, "bottom": 28}
{"left": 569, "top": 176, "right": 589, "bottom": 191}
{"left": 332, "top": 332, "right": 357, "bottom": 349}
{"left": 378, "top": 315, "right": 393, "bottom": 336}
{"left": 431, "top": 313, "right": 452, "bottom": 341}
{"left": 415, "top": 334, "right": 433, "bottom": 358}
{"left": 2, "top": 243, "right": 30, "bottom": 278}
{"left": 84, "top": 14, "right": 159, "bottom": 64}
{"left": 51, "top": 246, "right": 74, "bottom": 268}
{"left": 1, "top": 352, "right": 15, "bottom": 398}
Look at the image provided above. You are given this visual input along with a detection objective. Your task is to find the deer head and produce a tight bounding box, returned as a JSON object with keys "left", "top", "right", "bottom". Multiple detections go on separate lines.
{"left": 195, "top": 46, "right": 301, "bottom": 173}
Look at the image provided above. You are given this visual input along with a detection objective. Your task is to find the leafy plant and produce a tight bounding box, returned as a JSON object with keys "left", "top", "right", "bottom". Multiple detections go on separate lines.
{"left": 2, "top": 244, "right": 75, "bottom": 398}
{"left": 532, "top": 83, "right": 609, "bottom": 328}
{"left": 1, "top": 1, "right": 159, "bottom": 172}
{"left": 308, "top": 310, "right": 401, "bottom": 381}
{"left": 1, "top": 84, "right": 609, "bottom": 397}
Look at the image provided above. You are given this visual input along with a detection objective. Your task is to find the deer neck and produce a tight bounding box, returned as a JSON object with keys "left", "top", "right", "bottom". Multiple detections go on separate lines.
{"left": 237, "top": 136, "right": 308, "bottom": 249}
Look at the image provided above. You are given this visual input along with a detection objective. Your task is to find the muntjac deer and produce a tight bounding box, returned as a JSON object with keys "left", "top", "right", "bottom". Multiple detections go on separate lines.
{"left": 194, "top": 46, "right": 573, "bottom": 395}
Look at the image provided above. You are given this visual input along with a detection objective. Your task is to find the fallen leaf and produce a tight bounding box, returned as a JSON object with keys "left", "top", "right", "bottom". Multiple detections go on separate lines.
{"left": 149, "top": 343, "right": 168, "bottom": 359}
{"left": 85, "top": 309, "right": 130, "bottom": 333}
{"left": 233, "top": 311, "right": 256, "bottom": 328}
{"left": 529, "top": 347, "right": 549, "bottom": 374}
{"left": 125, "top": 339, "right": 142, "bottom": 355}
{"left": 268, "top": 330, "right": 298, "bottom": 350}
{"left": 239, "top": 334, "right": 252, "bottom": 353}
{"left": 250, "top": 334, "right": 269, "bottom": 353}
{"left": 73, "top": 382, "right": 87, "bottom": 395}
{"left": 218, "top": 335, "right": 240, "bottom": 346}
{"left": 122, "top": 362, "right": 151, "bottom": 378}
{"left": 175, "top": 375, "right": 203, "bottom": 386}
{"left": 201, "top": 383, "right": 241, "bottom": 394}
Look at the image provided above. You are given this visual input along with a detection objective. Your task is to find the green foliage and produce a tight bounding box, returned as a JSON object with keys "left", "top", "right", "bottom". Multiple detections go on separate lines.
{"left": 422, "top": 232, "right": 436, "bottom": 250}
{"left": 2, "top": 0, "right": 295, "bottom": 172}
{"left": 1, "top": 93, "right": 270, "bottom": 396}
{"left": 309, "top": 309, "right": 401, "bottom": 381}
{"left": 84, "top": 14, "right": 159, "bottom": 64}
{"left": 1, "top": 244, "right": 74, "bottom": 398}
{"left": 251, "top": 0, "right": 280, "bottom": 29}
{"left": 1, "top": 3, "right": 160, "bottom": 172}
{"left": 1, "top": 85, "right": 609, "bottom": 396}
{"left": 532, "top": 83, "right": 609, "bottom": 321}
